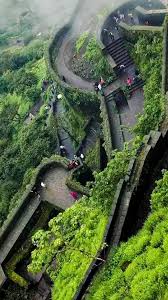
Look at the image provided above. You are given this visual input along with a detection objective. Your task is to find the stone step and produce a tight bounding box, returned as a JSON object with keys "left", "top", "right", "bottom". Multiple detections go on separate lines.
{"left": 111, "top": 49, "right": 129, "bottom": 60}
{"left": 129, "top": 79, "right": 144, "bottom": 93}
{"left": 116, "top": 57, "right": 133, "bottom": 68}
{"left": 106, "top": 38, "right": 123, "bottom": 50}
{"left": 107, "top": 42, "right": 125, "bottom": 54}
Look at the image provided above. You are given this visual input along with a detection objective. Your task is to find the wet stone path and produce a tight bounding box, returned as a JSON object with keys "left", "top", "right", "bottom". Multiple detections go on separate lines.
{"left": 40, "top": 167, "right": 74, "bottom": 210}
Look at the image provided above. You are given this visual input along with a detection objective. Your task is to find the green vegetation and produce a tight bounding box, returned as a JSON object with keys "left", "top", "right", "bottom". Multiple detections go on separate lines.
{"left": 72, "top": 33, "right": 115, "bottom": 81}
{"left": 0, "top": 6, "right": 166, "bottom": 300}
{"left": 28, "top": 27, "right": 166, "bottom": 300}
{"left": 86, "top": 171, "right": 168, "bottom": 300}
{"left": 28, "top": 146, "right": 133, "bottom": 299}
{"left": 0, "top": 39, "right": 59, "bottom": 226}
{"left": 84, "top": 37, "right": 112, "bottom": 79}
{"left": 0, "top": 113, "right": 58, "bottom": 224}
{"left": 85, "top": 139, "right": 101, "bottom": 172}
{"left": 5, "top": 203, "right": 53, "bottom": 287}
{"left": 76, "top": 32, "right": 89, "bottom": 53}
{"left": 133, "top": 33, "right": 164, "bottom": 136}
{"left": 63, "top": 88, "right": 100, "bottom": 115}
{"left": 0, "top": 40, "right": 44, "bottom": 75}
{"left": 58, "top": 95, "right": 87, "bottom": 147}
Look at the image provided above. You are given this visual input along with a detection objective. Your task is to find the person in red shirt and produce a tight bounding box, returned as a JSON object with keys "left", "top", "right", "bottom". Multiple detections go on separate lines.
{"left": 127, "top": 78, "right": 132, "bottom": 86}
{"left": 70, "top": 191, "right": 78, "bottom": 201}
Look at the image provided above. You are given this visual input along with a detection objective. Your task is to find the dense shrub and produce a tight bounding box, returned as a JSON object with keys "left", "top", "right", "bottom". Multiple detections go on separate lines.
{"left": 133, "top": 34, "right": 164, "bottom": 136}
{"left": 0, "top": 40, "right": 44, "bottom": 75}
{"left": 28, "top": 25, "right": 166, "bottom": 300}
{"left": 0, "top": 40, "right": 56, "bottom": 226}
{"left": 86, "top": 169, "right": 168, "bottom": 300}
{"left": 28, "top": 146, "right": 133, "bottom": 299}
{"left": 88, "top": 210, "right": 168, "bottom": 300}
{"left": 73, "top": 33, "right": 116, "bottom": 81}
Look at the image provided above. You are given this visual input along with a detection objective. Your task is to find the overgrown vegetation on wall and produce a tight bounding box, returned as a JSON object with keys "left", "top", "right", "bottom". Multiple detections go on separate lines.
{"left": 28, "top": 20, "right": 166, "bottom": 300}
{"left": 86, "top": 171, "right": 168, "bottom": 300}
{"left": 71, "top": 33, "right": 116, "bottom": 82}
{"left": 132, "top": 33, "right": 164, "bottom": 136}
{"left": 28, "top": 146, "right": 133, "bottom": 300}
{"left": 0, "top": 40, "right": 58, "bottom": 226}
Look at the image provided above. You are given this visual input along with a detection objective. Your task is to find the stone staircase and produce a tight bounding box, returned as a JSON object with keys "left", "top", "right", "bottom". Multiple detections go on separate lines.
{"left": 129, "top": 78, "right": 144, "bottom": 94}
{"left": 104, "top": 93, "right": 124, "bottom": 150}
{"left": 76, "top": 120, "right": 100, "bottom": 156}
{"left": 104, "top": 37, "right": 133, "bottom": 69}
{"left": 105, "top": 88, "right": 121, "bottom": 103}
{"left": 0, "top": 195, "right": 41, "bottom": 265}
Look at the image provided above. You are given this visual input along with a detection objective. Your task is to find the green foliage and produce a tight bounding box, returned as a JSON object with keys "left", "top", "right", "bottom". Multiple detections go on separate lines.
{"left": 0, "top": 40, "right": 44, "bottom": 75}
{"left": 0, "top": 114, "right": 58, "bottom": 225}
{"left": 132, "top": 34, "right": 164, "bottom": 136}
{"left": 6, "top": 269, "right": 28, "bottom": 287}
{"left": 76, "top": 32, "right": 89, "bottom": 53}
{"left": 151, "top": 171, "right": 168, "bottom": 210}
{"left": 58, "top": 95, "right": 86, "bottom": 147}
{"left": 74, "top": 34, "right": 116, "bottom": 81}
{"left": 0, "top": 37, "right": 54, "bottom": 226}
{"left": 28, "top": 146, "right": 133, "bottom": 299}
{"left": 87, "top": 211, "right": 168, "bottom": 300}
{"left": 16, "top": 22, "right": 167, "bottom": 300}
{"left": 86, "top": 169, "right": 168, "bottom": 300}
{"left": 84, "top": 37, "right": 114, "bottom": 80}
{"left": 64, "top": 88, "right": 100, "bottom": 116}
{"left": 5, "top": 202, "right": 53, "bottom": 287}
{"left": 85, "top": 139, "right": 101, "bottom": 172}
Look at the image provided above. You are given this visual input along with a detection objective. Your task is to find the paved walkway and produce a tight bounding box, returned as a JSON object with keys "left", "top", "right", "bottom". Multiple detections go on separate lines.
{"left": 102, "top": 11, "right": 145, "bottom": 146}
{"left": 55, "top": 6, "right": 145, "bottom": 150}
{"left": 40, "top": 167, "right": 74, "bottom": 210}
{"left": 0, "top": 164, "right": 76, "bottom": 279}
{"left": 56, "top": 100, "right": 75, "bottom": 159}
{"left": 56, "top": 36, "right": 94, "bottom": 91}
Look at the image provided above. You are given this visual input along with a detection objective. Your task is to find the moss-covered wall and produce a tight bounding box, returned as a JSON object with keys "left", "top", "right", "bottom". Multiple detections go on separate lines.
{"left": 119, "top": 21, "right": 163, "bottom": 43}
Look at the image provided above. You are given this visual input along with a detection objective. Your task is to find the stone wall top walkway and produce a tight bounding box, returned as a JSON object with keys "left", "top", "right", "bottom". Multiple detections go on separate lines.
{"left": 0, "top": 159, "right": 84, "bottom": 287}
{"left": 136, "top": 5, "right": 168, "bottom": 15}
{"left": 56, "top": 35, "right": 94, "bottom": 91}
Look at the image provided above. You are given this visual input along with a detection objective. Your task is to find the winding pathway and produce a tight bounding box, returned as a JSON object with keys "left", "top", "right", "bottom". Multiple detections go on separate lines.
{"left": 0, "top": 164, "right": 77, "bottom": 287}
{"left": 55, "top": 5, "right": 145, "bottom": 151}
{"left": 56, "top": 35, "right": 94, "bottom": 91}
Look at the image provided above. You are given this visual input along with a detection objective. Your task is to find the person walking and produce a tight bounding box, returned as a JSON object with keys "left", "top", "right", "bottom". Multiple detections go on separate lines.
{"left": 98, "top": 83, "right": 102, "bottom": 91}
{"left": 70, "top": 191, "right": 78, "bottom": 201}
{"left": 41, "top": 182, "right": 46, "bottom": 188}
{"left": 127, "top": 78, "right": 132, "bottom": 86}
{"left": 60, "top": 145, "right": 67, "bottom": 156}
{"left": 80, "top": 153, "right": 85, "bottom": 160}
{"left": 100, "top": 77, "right": 105, "bottom": 86}
{"left": 109, "top": 32, "right": 114, "bottom": 41}
{"left": 119, "top": 64, "right": 126, "bottom": 73}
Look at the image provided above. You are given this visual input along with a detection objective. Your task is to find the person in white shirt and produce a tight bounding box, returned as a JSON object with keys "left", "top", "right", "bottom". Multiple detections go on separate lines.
{"left": 41, "top": 182, "right": 46, "bottom": 188}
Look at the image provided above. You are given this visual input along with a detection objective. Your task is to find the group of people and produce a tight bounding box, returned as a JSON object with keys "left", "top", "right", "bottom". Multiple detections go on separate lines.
{"left": 60, "top": 145, "right": 67, "bottom": 156}
{"left": 68, "top": 153, "right": 84, "bottom": 170}
{"left": 60, "top": 144, "right": 85, "bottom": 170}
{"left": 94, "top": 77, "right": 105, "bottom": 93}
{"left": 126, "top": 70, "right": 141, "bottom": 87}
{"left": 40, "top": 180, "right": 79, "bottom": 201}
{"left": 39, "top": 151, "right": 84, "bottom": 202}
{"left": 113, "top": 12, "right": 125, "bottom": 23}
{"left": 103, "top": 28, "right": 115, "bottom": 41}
